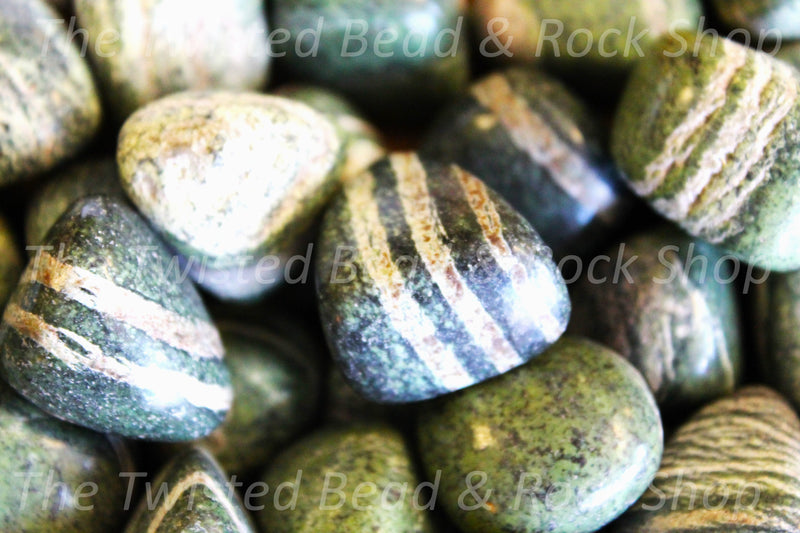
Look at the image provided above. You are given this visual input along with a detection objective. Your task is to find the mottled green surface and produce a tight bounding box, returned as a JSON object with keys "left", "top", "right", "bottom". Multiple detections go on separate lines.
{"left": 569, "top": 226, "right": 742, "bottom": 413}
{"left": 257, "top": 425, "right": 434, "bottom": 532}
{"left": 125, "top": 447, "right": 256, "bottom": 533}
{"left": 0, "top": 384, "right": 132, "bottom": 532}
{"left": 0, "top": 215, "right": 22, "bottom": 312}
{"left": 612, "top": 386, "right": 800, "bottom": 531}
{"left": 417, "top": 337, "right": 663, "bottom": 533}
{"left": 0, "top": 0, "right": 101, "bottom": 186}
{"left": 712, "top": 0, "right": 800, "bottom": 39}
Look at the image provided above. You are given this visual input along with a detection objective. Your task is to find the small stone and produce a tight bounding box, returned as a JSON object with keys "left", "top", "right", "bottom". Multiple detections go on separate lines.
{"left": 569, "top": 226, "right": 742, "bottom": 412}
{"left": 421, "top": 67, "right": 631, "bottom": 259}
{"left": 316, "top": 153, "right": 570, "bottom": 403}
{"left": 257, "top": 424, "right": 434, "bottom": 533}
{"left": 0, "top": 196, "right": 231, "bottom": 441}
{"left": 612, "top": 386, "right": 800, "bottom": 531}
{"left": 612, "top": 32, "right": 800, "bottom": 271}
{"left": 74, "top": 0, "right": 272, "bottom": 120}
{"left": 0, "top": 0, "right": 102, "bottom": 187}
{"left": 124, "top": 447, "right": 256, "bottom": 533}
{"left": 0, "top": 215, "right": 22, "bottom": 312}
{"left": 117, "top": 91, "right": 342, "bottom": 301}
{"left": 711, "top": 0, "right": 800, "bottom": 40}
{"left": 416, "top": 337, "right": 663, "bottom": 533}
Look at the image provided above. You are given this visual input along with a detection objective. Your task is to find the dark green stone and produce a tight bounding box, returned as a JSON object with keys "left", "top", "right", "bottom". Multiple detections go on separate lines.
{"left": 712, "top": 0, "right": 800, "bottom": 40}
{"left": 417, "top": 337, "right": 663, "bottom": 533}
{"left": 324, "top": 367, "right": 394, "bottom": 425}
{"left": 0, "top": 196, "right": 231, "bottom": 441}
{"left": 569, "top": 226, "right": 743, "bottom": 413}
{"left": 0, "top": 215, "right": 22, "bottom": 312}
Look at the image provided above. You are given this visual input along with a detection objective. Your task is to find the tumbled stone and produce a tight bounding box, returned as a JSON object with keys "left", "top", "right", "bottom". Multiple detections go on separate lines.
{"left": 711, "top": 0, "right": 800, "bottom": 40}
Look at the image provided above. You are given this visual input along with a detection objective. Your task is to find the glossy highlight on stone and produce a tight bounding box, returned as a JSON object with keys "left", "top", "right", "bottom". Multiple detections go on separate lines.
{"left": 711, "top": 0, "right": 800, "bottom": 40}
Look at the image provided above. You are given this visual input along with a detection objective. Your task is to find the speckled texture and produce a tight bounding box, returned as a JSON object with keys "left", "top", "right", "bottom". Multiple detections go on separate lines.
{"left": 612, "top": 32, "right": 800, "bottom": 271}
{"left": 316, "top": 153, "right": 570, "bottom": 403}
{"left": 75, "top": 0, "right": 271, "bottom": 120}
{"left": 0, "top": 384, "right": 133, "bottom": 532}
{"left": 257, "top": 424, "right": 434, "bottom": 533}
{"left": 0, "top": 215, "right": 22, "bottom": 312}
{"left": 712, "top": 0, "right": 800, "bottom": 40}
{"left": 417, "top": 337, "right": 663, "bottom": 533}
{"left": 0, "top": 196, "right": 231, "bottom": 441}
{"left": 124, "top": 447, "right": 256, "bottom": 533}
{"left": 612, "top": 386, "right": 800, "bottom": 531}
{"left": 569, "top": 226, "right": 742, "bottom": 413}
{"left": 421, "top": 67, "right": 631, "bottom": 259}
{"left": 0, "top": 0, "right": 101, "bottom": 187}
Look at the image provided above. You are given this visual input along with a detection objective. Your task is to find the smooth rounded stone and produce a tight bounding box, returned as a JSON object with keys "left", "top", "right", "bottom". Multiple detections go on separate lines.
{"left": 257, "top": 424, "right": 434, "bottom": 533}
{"left": 316, "top": 153, "right": 570, "bottom": 403}
{"left": 421, "top": 68, "right": 631, "bottom": 259}
{"left": 118, "top": 91, "right": 342, "bottom": 301}
{"left": 777, "top": 41, "right": 800, "bottom": 69}
{"left": 417, "top": 337, "right": 663, "bottom": 533}
{"left": 75, "top": 0, "right": 271, "bottom": 120}
{"left": 612, "top": 386, "right": 800, "bottom": 531}
{"left": 0, "top": 0, "right": 102, "bottom": 187}
{"left": 568, "top": 226, "right": 742, "bottom": 412}
{"left": 711, "top": 0, "right": 800, "bottom": 40}
{"left": 270, "top": 0, "right": 470, "bottom": 118}
{"left": 124, "top": 447, "right": 256, "bottom": 533}
{"left": 0, "top": 385, "right": 133, "bottom": 532}
{"left": 0, "top": 196, "right": 232, "bottom": 441}
{"left": 612, "top": 32, "right": 800, "bottom": 272}
{"left": 25, "top": 157, "right": 124, "bottom": 248}
{"left": 0, "top": 215, "right": 22, "bottom": 312}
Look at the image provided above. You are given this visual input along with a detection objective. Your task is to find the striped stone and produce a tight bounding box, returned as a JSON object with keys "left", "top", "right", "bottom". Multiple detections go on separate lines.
{"left": 0, "top": 215, "right": 22, "bottom": 313}
{"left": 711, "top": 0, "right": 800, "bottom": 40}
{"left": 124, "top": 447, "right": 256, "bottom": 533}
{"left": 612, "top": 386, "right": 800, "bottom": 531}
{"left": 421, "top": 67, "right": 631, "bottom": 258}
{"left": 0, "top": 196, "right": 231, "bottom": 441}
{"left": 315, "top": 153, "right": 570, "bottom": 403}
{"left": 612, "top": 31, "right": 800, "bottom": 271}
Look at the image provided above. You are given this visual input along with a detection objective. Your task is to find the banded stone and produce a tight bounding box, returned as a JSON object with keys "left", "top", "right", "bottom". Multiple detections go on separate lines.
{"left": 421, "top": 67, "right": 631, "bottom": 259}
{"left": 0, "top": 196, "right": 231, "bottom": 441}
{"left": 416, "top": 337, "right": 663, "bottom": 533}
{"left": 124, "top": 447, "right": 256, "bottom": 533}
{"left": 0, "top": 215, "right": 22, "bottom": 312}
{"left": 0, "top": 0, "right": 101, "bottom": 187}
{"left": 711, "top": 0, "right": 800, "bottom": 40}
{"left": 315, "top": 153, "right": 570, "bottom": 403}
{"left": 117, "top": 91, "right": 342, "bottom": 301}
{"left": 257, "top": 424, "right": 434, "bottom": 533}
{"left": 569, "top": 226, "right": 742, "bottom": 413}
{"left": 612, "top": 386, "right": 800, "bottom": 531}
{"left": 612, "top": 32, "right": 800, "bottom": 271}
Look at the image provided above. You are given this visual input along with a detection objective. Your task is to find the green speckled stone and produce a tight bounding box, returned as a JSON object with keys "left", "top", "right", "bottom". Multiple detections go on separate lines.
{"left": 0, "top": 385, "right": 133, "bottom": 532}
{"left": 569, "top": 226, "right": 742, "bottom": 413}
{"left": 777, "top": 41, "right": 800, "bottom": 69}
{"left": 421, "top": 67, "right": 631, "bottom": 259}
{"left": 75, "top": 0, "right": 271, "bottom": 120}
{"left": 0, "top": 196, "right": 231, "bottom": 441}
{"left": 0, "top": 0, "right": 101, "bottom": 187}
{"left": 612, "top": 32, "right": 800, "bottom": 271}
{"left": 417, "top": 337, "right": 663, "bottom": 533}
{"left": 118, "top": 91, "right": 342, "bottom": 301}
{"left": 125, "top": 447, "right": 256, "bottom": 533}
{"left": 316, "top": 152, "right": 570, "bottom": 403}
{"left": 0, "top": 215, "right": 22, "bottom": 312}
{"left": 612, "top": 386, "right": 800, "bottom": 531}
{"left": 257, "top": 424, "right": 434, "bottom": 533}
{"left": 712, "top": 0, "right": 800, "bottom": 40}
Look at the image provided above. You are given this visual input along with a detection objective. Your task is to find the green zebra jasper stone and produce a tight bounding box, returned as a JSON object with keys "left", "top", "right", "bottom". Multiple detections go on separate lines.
{"left": 316, "top": 153, "right": 570, "bottom": 403}
{"left": 124, "top": 447, "right": 256, "bottom": 533}
{"left": 0, "top": 0, "right": 102, "bottom": 187}
{"left": 0, "top": 196, "right": 232, "bottom": 441}
{"left": 711, "top": 0, "right": 800, "bottom": 40}
{"left": 0, "top": 385, "right": 133, "bottom": 532}
{"left": 0, "top": 215, "right": 22, "bottom": 312}
{"left": 257, "top": 424, "right": 434, "bottom": 533}
{"left": 421, "top": 67, "right": 631, "bottom": 259}
{"left": 612, "top": 31, "right": 800, "bottom": 272}
{"left": 569, "top": 226, "right": 743, "bottom": 413}
{"left": 416, "top": 337, "right": 663, "bottom": 533}
{"left": 612, "top": 386, "right": 800, "bottom": 531}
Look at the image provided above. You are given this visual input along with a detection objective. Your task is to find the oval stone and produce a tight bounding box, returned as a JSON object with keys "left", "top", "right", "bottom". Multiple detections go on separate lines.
{"left": 0, "top": 0, "right": 101, "bottom": 186}
{"left": 711, "top": 0, "right": 800, "bottom": 40}
{"left": 612, "top": 31, "right": 800, "bottom": 271}
{"left": 316, "top": 153, "right": 570, "bottom": 403}
{"left": 416, "top": 337, "right": 663, "bottom": 533}
{"left": 0, "top": 215, "right": 22, "bottom": 312}
{"left": 0, "top": 196, "right": 231, "bottom": 441}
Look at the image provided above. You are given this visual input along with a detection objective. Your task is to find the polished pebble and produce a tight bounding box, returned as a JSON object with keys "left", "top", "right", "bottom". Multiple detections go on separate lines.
{"left": 316, "top": 152, "right": 570, "bottom": 403}
{"left": 0, "top": 196, "right": 231, "bottom": 441}
{"left": 711, "top": 0, "right": 800, "bottom": 40}
{"left": 417, "top": 337, "right": 663, "bottom": 533}
{"left": 612, "top": 31, "right": 800, "bottom": 271}
{"left": 0, "top": 216, "right": 22, "bottom": 312}
{"left": 612, "top": 386, "right": 800, "bottom": 531}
